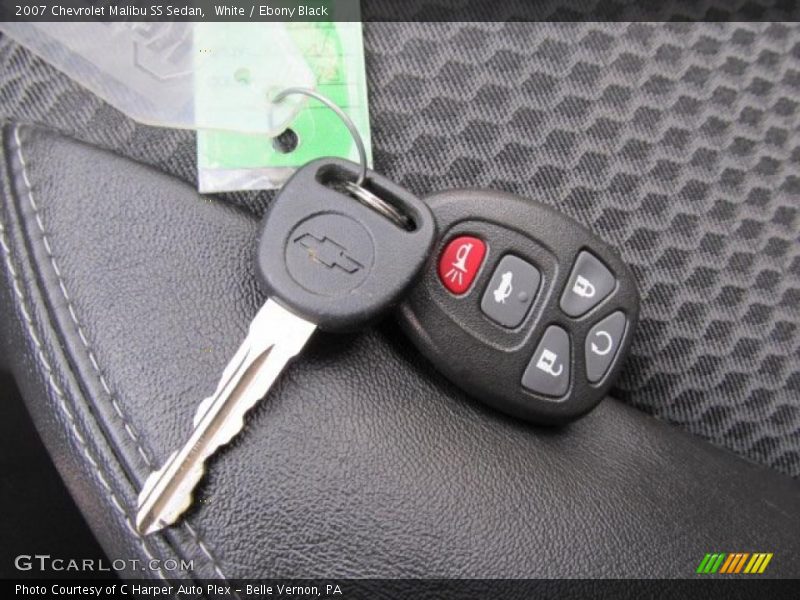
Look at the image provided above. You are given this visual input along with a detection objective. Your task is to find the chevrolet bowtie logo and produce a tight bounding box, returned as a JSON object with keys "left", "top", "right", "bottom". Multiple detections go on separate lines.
{"left": 294, "top": 233, "right": 364, "bottom": 274}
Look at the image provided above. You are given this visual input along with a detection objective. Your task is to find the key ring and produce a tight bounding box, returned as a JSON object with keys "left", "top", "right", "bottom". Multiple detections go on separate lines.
{"left": 273, "top": 87, "right": 368, "bottom": 186}
{"left": 341, "top": 180, "right": 412, "bottom": 230}
{"left": 272, "top": 88, "right": 412, "bottom": 230}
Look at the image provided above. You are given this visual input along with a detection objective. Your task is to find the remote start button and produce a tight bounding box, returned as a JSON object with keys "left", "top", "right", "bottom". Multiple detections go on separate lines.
{"left": 438, "top": 236, "right": 486, "bottom": 294}
{"left": 585, "top": 311, "right": 627, "bottom": 383}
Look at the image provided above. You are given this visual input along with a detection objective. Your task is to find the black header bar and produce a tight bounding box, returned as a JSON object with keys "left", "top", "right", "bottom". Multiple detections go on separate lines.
{"left": 1, "top": 0, "right": 799, "bottom": 22}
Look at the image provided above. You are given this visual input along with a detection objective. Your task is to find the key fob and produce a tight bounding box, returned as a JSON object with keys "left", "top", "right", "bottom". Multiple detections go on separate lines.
{"left": 397, "top": 189, "right": 639, "bottom": 425}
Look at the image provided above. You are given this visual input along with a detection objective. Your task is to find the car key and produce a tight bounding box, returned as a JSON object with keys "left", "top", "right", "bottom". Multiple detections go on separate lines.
{"left": 397, "top": 189, "right": 639, "bottom": 425}
{"left": 136, "top": 158, "right": 436, "bottom": 535}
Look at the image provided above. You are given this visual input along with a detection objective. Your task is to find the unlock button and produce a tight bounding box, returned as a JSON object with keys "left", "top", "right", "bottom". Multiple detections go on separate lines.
{"left": 522, "top": 326, "right": 570, "bottom": 398}
{"left": 560, "top": 251, "right": 616, "bottom": 317}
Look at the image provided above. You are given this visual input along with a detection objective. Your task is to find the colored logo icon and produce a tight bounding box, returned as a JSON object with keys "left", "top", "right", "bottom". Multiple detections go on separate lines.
{"left": 696, "top": 552, "right": 773, "bottom": 574}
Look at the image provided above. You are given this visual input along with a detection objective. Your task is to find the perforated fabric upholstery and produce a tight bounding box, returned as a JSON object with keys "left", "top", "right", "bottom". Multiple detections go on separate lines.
{"left": 1, "top": 22, "right": 797, "bottom": 476}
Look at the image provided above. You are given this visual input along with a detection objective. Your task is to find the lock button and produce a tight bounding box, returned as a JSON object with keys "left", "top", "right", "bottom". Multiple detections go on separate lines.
{"left": 560, "top": 251, "right": 616, "bottom": 317}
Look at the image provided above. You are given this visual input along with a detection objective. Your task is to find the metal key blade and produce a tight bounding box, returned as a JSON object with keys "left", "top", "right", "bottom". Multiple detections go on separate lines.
{"left": 136, "top": 299, "right": 316, "bottom": 535}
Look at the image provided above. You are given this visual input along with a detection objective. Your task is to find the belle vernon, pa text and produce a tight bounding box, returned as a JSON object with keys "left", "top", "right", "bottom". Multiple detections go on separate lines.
{"left": 16, "top": 583, "right": 344, "bottom": 597}
{"left": 46, "top": 3, "right": 330, "bottom": 17}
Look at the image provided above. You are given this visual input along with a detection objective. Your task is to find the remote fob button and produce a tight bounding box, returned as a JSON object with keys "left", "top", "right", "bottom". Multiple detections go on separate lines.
{"left": 438, "top": 235, "right": 486, "bottom": 295}
{"left": 480, "top": 254, "right": 541, "bottom": 328}
{"left": 560, "top": 251, "right": 616, "bottom": 317}
{"left": 585, "top": 311, "right": 627, "bottom": 383}
{"left": 398, "top": 188, "right": 641, "bottom": 425}
{"left": 522, "top": 325, "right": 571, "bottom": 397}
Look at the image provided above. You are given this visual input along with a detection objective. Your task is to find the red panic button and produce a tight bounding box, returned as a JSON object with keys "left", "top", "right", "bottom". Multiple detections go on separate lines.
{"left": 438, "top": 236, "right": 486, "bottom": 294}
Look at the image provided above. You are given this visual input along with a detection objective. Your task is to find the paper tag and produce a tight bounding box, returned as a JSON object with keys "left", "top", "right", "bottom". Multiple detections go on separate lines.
{"left": 0, "top": 22, "right": 313, "bottom": 135}
{"left": 197, "top": 21, "right": 371, "bottom": 192}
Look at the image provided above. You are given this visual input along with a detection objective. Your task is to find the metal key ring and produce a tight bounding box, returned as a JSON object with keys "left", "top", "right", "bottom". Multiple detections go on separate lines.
{"left": 342, "top": 180, "right": 412, "bottom": 230}
{"left": 272, "top": 87, "right": 368, "bottom": 186}
{"left": 272, "top": 88, "right": 413, "bottom": 230}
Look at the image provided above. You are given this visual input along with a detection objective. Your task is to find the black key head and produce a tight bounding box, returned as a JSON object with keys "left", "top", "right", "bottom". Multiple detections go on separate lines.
{"left": 257, "top": 158, "right": 436, "bottom": 332}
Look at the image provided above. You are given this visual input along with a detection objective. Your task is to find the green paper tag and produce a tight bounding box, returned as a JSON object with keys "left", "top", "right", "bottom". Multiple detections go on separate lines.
{"left": 197, "top": 21, "right": 371, "bottom": 192}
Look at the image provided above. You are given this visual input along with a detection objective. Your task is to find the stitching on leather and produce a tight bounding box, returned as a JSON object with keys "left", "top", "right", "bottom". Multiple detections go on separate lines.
{"left": 0, "top": 206, "right": 171, "bottom": 583}
{"left": 13, "top": 126, "right": 156, "bottom": 469}
{"left": 12, "top": 125, "right": 229, "bottom": 581}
